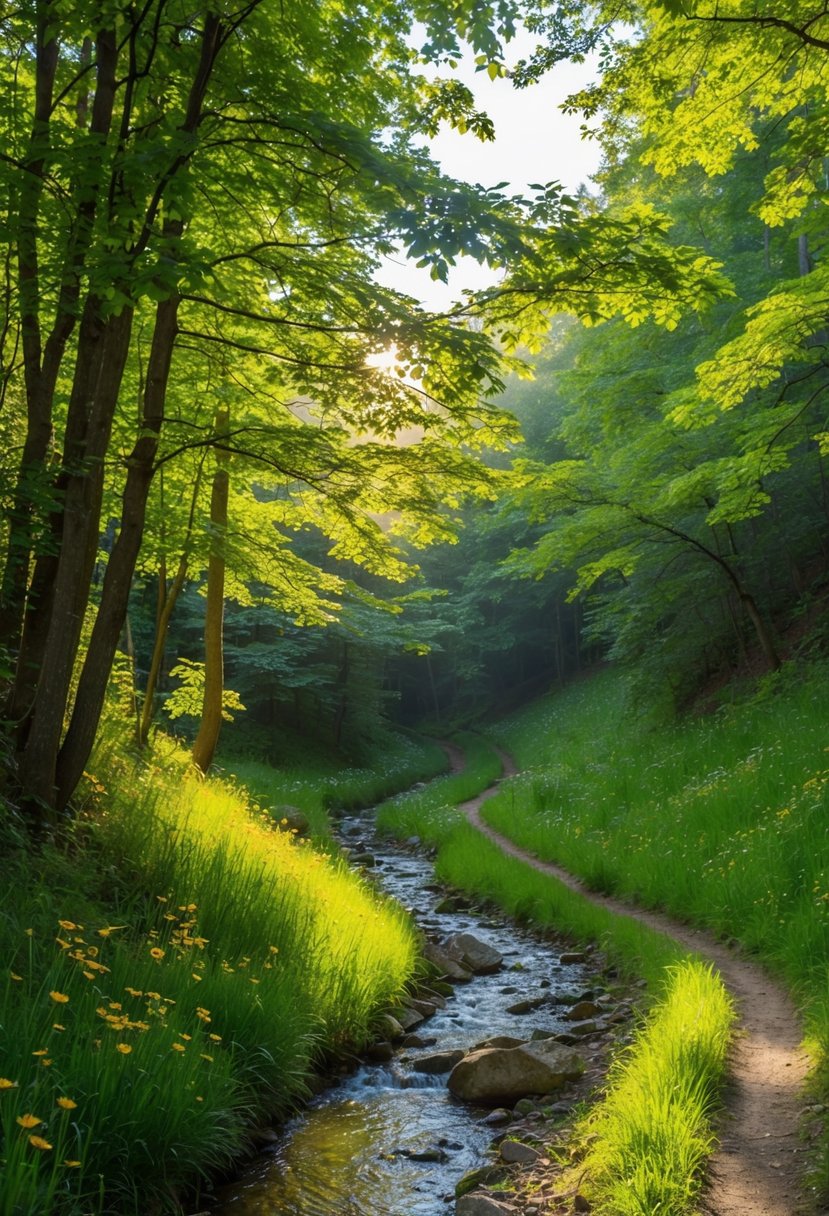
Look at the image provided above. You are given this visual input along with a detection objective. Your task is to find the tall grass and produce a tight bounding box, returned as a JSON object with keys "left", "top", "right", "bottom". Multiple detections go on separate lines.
{"left": 485, "top": 662, "right": 829, "bottom": 1005}
{"left": 375, "top": 732, "right": 502, "bottom": 842}
{"left": 0, "top": 728, "right": 420, "bottom": 1215}
{"left": 223, "top": 733, "right": 449, "bottom": 837}
{"left": 581, "top": 962, "right": 733, "bottom": 1216}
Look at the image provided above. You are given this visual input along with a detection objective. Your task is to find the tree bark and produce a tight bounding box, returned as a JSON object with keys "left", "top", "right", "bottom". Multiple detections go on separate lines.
{"left": 54, "top": 296, "right": 180, "bottom": 810}
{"left": 192, "top": 411, "right": 230, "bottom": 775}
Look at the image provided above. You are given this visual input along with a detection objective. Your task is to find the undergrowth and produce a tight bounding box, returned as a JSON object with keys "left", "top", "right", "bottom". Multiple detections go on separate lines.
{"left": 0, "top": 723, "right": 440, "bottom": 1215}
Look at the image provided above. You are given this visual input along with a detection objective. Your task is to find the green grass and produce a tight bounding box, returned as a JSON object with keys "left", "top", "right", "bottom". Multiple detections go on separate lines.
{"left": 223, "top": 733, "right": 449, "bottom": 837}
{"left": 581, "top": 962, "right": 733, "bottom": 1216}
{"left": 0, "top": 726, "right": 425, "bottom": 1216}
{"left": 376, "top": 729, "right": 738, "bottom": 1215}
{"left": 375, "top": 732, "right": 502, "bottom": 842}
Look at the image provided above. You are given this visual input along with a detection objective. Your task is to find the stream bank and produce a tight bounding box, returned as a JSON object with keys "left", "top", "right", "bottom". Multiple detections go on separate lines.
{"left": 208, "top": 807, "right": 637, "bottom": 1216}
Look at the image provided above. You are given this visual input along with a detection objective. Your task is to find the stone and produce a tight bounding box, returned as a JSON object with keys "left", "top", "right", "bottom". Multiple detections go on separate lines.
{"left": 565, "top": 1001, "right": 602, "bottom": 1021}
{"left": 505, "top": 996, "right": 547, "bottom": 1015}
{"left": 412, "top": 1048, "right": 466, "bottom": 1074}
{"left": 529, "top": 1027, "right": 558, "bottom": 1040}
{"left": 376, "top": 1013, "right": 405, "bottom": 1040}
{"left": 351, "top": 851, "right": 377, "bottom": 866}
{"left": 424, "top": 942, "right": 473, "bottom": 983}
{"left": 408, "top": 997, "right": 438, "bottom": 1018}
{"left": 473, "top": 1035, "right": 525, "bottom": 1051}
{"left": 559, "top": 951, "right": 586, "bottom": 964}
{"left": 573, "top": 1194, "right": 592, "bottom": 1212}
{"left": 406, "top": 1146, "right": 448, "bottom": 1163}
{"left": 448, "top": 1041, "right": 585, "bottom": 1106}
{"left": 482, "top": 1108, "right": 512, "bottom": 1126}
{"left": 444, "top": 932, "right": 503, "bottom": 975}
{"left": 455, "top": 1165, "right": 507, "bottom": 1198}
{"left": 394, "top": 1007, "right": 425, "bottom": 1031}
{"left": 274, "top": 806, "right": 310, "bottom": 835}
{"left": 402, "top": 1032, "right": 438, "bottom": 1048}
{"left": 500, "top": 1139, "right": 541, "bottom": 1164}
{"left": 456, "top": 1194, "right": 514, "bottom": 1216}
{"left": 365, "top": 1041, "right": 394, "bottom": 1062}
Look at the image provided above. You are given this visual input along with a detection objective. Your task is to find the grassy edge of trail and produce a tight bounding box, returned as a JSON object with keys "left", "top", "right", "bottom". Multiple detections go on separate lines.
{"left": 0, "top": 727, "right": 446, "bottom": 1216}
{"left": 376, "top": 742, "right": 736, "bottom": 1216}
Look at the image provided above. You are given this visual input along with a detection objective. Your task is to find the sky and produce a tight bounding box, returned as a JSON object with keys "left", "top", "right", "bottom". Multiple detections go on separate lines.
{"left": 374, "top": 35, "right": 603, "bottom": 310}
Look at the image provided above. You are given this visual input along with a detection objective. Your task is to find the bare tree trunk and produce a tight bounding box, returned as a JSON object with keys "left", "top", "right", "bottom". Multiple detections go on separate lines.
{"left": 192, "top": 411, "right": 230, "bottom": 774}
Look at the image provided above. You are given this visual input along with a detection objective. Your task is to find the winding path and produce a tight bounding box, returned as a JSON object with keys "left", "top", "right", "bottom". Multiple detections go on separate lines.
{"left": 444, "top": 742, "right": 811, "bottom": 1216}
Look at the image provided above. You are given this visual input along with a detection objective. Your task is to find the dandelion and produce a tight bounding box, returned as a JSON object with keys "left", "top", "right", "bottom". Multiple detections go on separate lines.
{"left": 58, "top": 920, "right": 80, "bottom": 931}
{"left": 63, "top": 1160, "right": 81, "bottom": 1168}
{"left": 10, "top": 972, "right": 22, "bottom": 982}
{"left": 208, "top": 1033, "right": 222, "bottom": 1042}
{"left": 16, "top": 1113, "right": 42, "bottom": 1128}
{"left": 49, "top": 990, "right": 70, "bottom": 1004}
{"left": 149, "top": 947, "right": 165, "bottom": 961}
{"left": 53, "top": 1024, "right": 66, "bottom": 1032}
{"left": 125, "top": 987, "right": 143, "bottom": 998}
{"left": 29, "top": 1135, "right": 52, "bottom": 1151}
{"left": 24, "top": 928, "right": 34, "bottom": 937}
{"left": 0, "top": 1078, "right": 18, "bottom": 1090}
{"left": 116, "top": 1043, "right": 132, "bottom": 1055}
{"left": 97, "top": 926, "right": 125, "bottom": 938}
{"left": 56, "top": 1097, "right": 77, "bottom": 1110}
{"left": 82, "top": 971, "right": 95, "bottom": 981}
{"left": 32, "top": 1049, "right": 49, "bottom": 1057}
{"left": 191, "top": 973, "right": 203, "bottom": 982}
{"left": 200, "top": 1053, "right": 214, "bottom": 1062}
{"left": 171, "top": 1042, "right": 185, "bottom": 1053}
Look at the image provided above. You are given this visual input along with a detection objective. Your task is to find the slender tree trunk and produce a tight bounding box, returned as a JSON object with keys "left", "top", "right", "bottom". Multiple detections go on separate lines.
{"left": 54, "top": 296, "right": 180, "bottom": 810}
{"left": 192, "top": 411, "right": 230, "bottom": 774}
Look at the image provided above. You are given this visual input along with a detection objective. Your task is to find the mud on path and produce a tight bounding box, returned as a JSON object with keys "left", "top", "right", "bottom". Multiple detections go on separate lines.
{"left": 442, "top": 742, "right": 812, "bottom": 1216}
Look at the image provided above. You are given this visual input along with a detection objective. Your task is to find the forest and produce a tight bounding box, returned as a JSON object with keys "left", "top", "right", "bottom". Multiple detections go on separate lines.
{"left": 1, "top": 2, "right": 828, "bottom": 1215}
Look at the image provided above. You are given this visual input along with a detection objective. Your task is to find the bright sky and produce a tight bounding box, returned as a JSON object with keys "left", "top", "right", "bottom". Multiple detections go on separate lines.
{"left": 375, "top": 36, "right": 603, "bottom": 310}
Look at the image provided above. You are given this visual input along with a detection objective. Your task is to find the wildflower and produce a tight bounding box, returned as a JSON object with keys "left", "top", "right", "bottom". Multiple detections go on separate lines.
{"left": 56, "top": 938, "right": 72, "bottom": 950}
{"left": 171, "top": 1043, "right": 185, "bottom": 1053}
{"left": 56, "top": 1097, "right": 77, "bottom": 1110}
{"left": 200, "top": 1054, "right": 214, "bottom": 1063}
{"left": 63, "top": 1160, "right": 81, "bottom": 1168}
{"left": 208, "top": 1033, "right": 222, "bottom": 1042}
{"left": 115, "top": 1043, "right": 132, "bottom": 1055}
{"left": 58, "top": 920, "right": 80, "bottom": 931}
{"left": 24, "top": 928, "right": 34, "bottom": 937}
{"left": 82, "top": 971, "right": 95, "bottom": 981}
{"left": 40, "top": 1058, "right": 52, "bottom": 1067}
{"left": 49, "top": 990, "right": 70, "bottom": 1004}
{"left": 146, "top": 991, "right": 161, "bottom": 1000}
{"left": 16, "top": 1113, "right": 42, "bottom": 1129}
{"left": 156, "top": 895, "right": 168, "bottom": 903}
{"left": 97, "top": 926, "right": 125, "bottom": 938}
{"left": 0, "top": 1078, "right": 18, "bottom": 1090}
{"left": 52, "top": 1024, "right": 66, "bottom": 1032}
{"left": 32, "top": 1049, "right": 49, "bottom": 1057}
{"left": 125, "top": 987, "right": 143, "bottom": 998}
{"left": 29, "top": 1135, "right": 52, "bottom": 1151}
{"left": 149, "top": 947, "right": 165, "bottom": 961}
{"left": 180, "top": 1033, "right": 192, "bottom": 1041}
{"left": 108, "top": 1001, "right": 122, "bottom": 1011}
{"left": 10, "top": 973, "right": 22, "bottom": 982}
{"left": 191, "top": 973, "right": 203, "bottom": 982}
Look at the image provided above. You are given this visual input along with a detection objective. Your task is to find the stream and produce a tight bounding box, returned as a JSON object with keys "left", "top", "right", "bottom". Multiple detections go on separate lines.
{"left": 210, "top": 809, "right": 594, "bottom": 1216}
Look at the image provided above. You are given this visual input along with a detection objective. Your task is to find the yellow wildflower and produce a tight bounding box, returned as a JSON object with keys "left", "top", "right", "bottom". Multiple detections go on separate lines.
{"left": 115, "top": 1043, "right": 132, "bottom": 1055}
{"left": 124, "top": 987, "right": 143, "bottom": 998}
{"left": 171, "top": 1042, "right": 185, "bottom": 1053}
{"left": 53, "top": 1024, "right": 66, "bottom": 1031}
{"left": 0, "top": 1078, "right": 18, "bottom": 1090}
{"left": 58, "top": 920, "right": 80, "bottom": 931}
{"left": 56, "top": 1097, "right": 77, "bottom": 1110}
{"left": 10, "top": 973, "right": 22, "bottom": 982}
{"left": 32, "top": 1049, "right": 48, "bottom": 1057}
{"left": 149, "top": 947, "right": 165, "bottom": 961}
{"left": 29, "top": 1135, "right": 52, "bottom": 1151}
{"left": 16, "top": 1113, "right": 42, "bottom": 1129}
{"left": 63, "top": 1160, "right": 81, "bottom": 1168}
{"left": 49, "top": 990, "right": 70, "bottom": 1004}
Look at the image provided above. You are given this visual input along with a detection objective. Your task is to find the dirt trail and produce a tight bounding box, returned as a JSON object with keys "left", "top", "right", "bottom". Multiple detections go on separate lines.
{"left": 443, "top": 742, "right": 812, "bottom": 1215}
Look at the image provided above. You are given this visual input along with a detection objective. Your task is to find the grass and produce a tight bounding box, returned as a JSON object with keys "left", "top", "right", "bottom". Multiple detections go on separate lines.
{"left": 0, "top": 722, "right": 442, "bottom": 1216}
{"left": 222, "top": 733, "right": 449, "bottom": 837}
{"left": 376, "top": 732, "right": 738, "bottom": 1215}
{"left": 580, "top": 962, "right": 733, "bottom": 1216}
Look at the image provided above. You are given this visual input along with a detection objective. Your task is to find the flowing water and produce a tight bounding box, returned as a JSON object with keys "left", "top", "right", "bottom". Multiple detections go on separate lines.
{"left": 211, "top": 812, "right": 591, "bottom": 1216}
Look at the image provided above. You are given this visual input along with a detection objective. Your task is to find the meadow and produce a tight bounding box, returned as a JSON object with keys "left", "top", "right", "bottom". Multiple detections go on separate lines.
{"left": 0, "top": 727, "right": 444, "bottom": 1215}
{"left": 375, "top": 662, "right": 829, "bottom": 1212}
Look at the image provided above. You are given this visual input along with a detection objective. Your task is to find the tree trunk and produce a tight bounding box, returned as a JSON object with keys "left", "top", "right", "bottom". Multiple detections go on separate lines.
{"left": 54, "top": 296, "right": 180, "bottom": 810}
{"left": 192, "top": 411, "right": 230, "bottom": 775}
